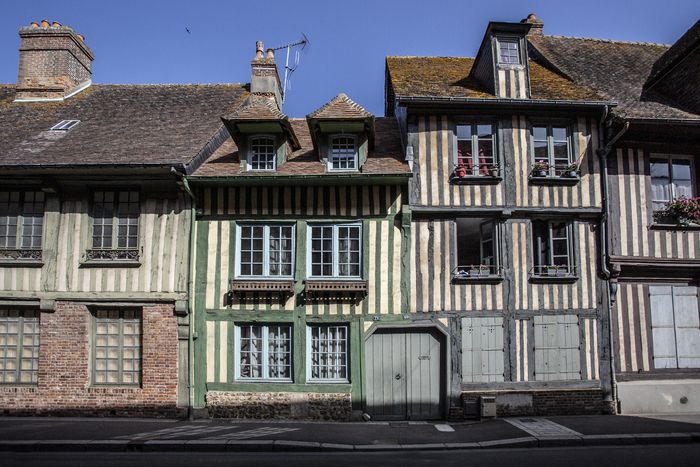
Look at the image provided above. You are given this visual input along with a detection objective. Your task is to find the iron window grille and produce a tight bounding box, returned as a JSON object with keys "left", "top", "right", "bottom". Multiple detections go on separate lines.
{"left": 328, "top": 135, "right": 358, "bottom": 171}
{"left": 308, "top": 325, "right": 349, "bottom": 383}
{"left": 0, "top": 191, "right": 44, "bottom": 260}
{"left": 308, "top": 224, "right": 362, "bottom": 279}
{"left": 0, "top": 309, "right": 40, "bottom": 384}
{"left": 235, "top": 324, "right": 292, "bottom": 381}
{"left": 248, "top": 135, "right": 276, "bottom": 171}
{"left": 92, "top": 309, "right": 141, "bottom": 386}
{"left": 236, "top": 224, "right": 295, "bottom": 278}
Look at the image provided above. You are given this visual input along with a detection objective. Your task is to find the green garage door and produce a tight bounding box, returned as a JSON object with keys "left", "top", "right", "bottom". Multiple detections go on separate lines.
{"left": 365, "top": 328, "right": 444, "bottom": 420}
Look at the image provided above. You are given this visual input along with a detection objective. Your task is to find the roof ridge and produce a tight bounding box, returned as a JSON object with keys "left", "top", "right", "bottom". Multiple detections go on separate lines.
{"left": 307, "top": 93, "right": 373, "bottom": 119}
{"left": 91, "top": 83, "right": 247, "bottom": 87}
{"left": 539, "top": 34, "right": 670, "bottom": 48}
{"left": 387, "top": 55, "right": 475, "bottom": 59}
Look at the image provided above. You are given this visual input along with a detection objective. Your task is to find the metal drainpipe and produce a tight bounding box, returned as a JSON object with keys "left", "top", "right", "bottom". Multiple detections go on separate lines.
{"left": 595, "top": 111, "right": 629, "bottom": 414}
{"left": 171, "top": 167, "right": 197, "bottom": 420}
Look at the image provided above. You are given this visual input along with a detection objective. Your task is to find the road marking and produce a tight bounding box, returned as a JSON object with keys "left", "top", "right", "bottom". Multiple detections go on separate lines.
{"left": 207, "top": 427, "right": 299, "bottom": 440}
{"left": 434, "top": 424, "right": 455, "bottom": 432}
{"left": 505, "top": 418, "right": 582, "bottom": 438}
{"left": 113, "top": 425, "right": 238, "bottom": 440}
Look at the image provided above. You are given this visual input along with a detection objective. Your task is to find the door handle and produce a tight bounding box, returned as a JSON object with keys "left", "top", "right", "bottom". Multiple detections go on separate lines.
{"left": 395, "top": 373, "right": 401, "bottom": 380}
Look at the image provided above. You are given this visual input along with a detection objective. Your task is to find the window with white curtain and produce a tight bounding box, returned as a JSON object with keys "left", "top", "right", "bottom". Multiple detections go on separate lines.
{"left": 308, "top": 325, "right": 348, "bottom": 382}
{"left": 236, "top": 324, "right": 292, "bottom": 381}
{"left": 237, "top": 224, "right": 295, "bottom": 278}
{"left": 650, "top": 155, "right": 695, "bottom": 212}
{"left": 308, "top": 224, "right": 361, "bottom": 278}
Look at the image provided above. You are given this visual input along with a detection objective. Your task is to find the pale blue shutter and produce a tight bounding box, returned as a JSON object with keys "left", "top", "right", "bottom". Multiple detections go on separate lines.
{"left": 650, "top": 286, "right": 677, "bottom": 369}
{"left": 672, "top": 286, "right": 700, "bottom": 369}
{"left": 534, "top": 315, "right": 580, "bottom": 381}
{"left": 559, "top": 315, "right": 581, "bottom": 379}
{"left": 462, "top": 317, "right": 504, "bottom": 383}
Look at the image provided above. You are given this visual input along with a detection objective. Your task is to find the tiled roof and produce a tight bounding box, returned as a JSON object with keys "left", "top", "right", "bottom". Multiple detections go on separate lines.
{"left": 223, "top": 94, "right": 286, "bottom": 121}
{"left": 192, "top": 117, "right": 408, "bottom": 177}
{"left": 646, "top": 19, "right": 700, "bottom": 88}
{"left": 385, "top": 56, "right": 605, "bottom": 101}
{"left": 528, "top": 35, "right": 700, "bottom": 120}
{"left": 0, "top": 83, "right": 248, "bottom": 168}
{"left": 307, "top": 93, "right": 373, "bottom": 120}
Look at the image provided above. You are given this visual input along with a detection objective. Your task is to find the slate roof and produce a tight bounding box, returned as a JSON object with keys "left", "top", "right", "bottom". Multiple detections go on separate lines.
{"left": 528, "top": 35, "right": 700, "bottom": 121}
{"left": 0, "top": 83, "right": 248, "bottom": 169}
{"left": 192, "top": 117, "right": 408, "bottom": 177}
{"left": 385, "top": 56, "right": 605, "bottom": 102}
{"left": 307, "top": 93, "right": 373, "bottom": 120}
{"left": 646, "top": 19, "right": 700, "bottom": 88}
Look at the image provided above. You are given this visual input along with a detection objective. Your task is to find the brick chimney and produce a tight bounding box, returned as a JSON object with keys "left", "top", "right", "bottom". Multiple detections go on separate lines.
{"left": 15, "top": 20, "right": 94, "bottom": 102}
{"left": 250, "top": 40, "right": 283, "bottom": 109}
{"left": 521, "top": 13, "right": 544, "bottom": 35}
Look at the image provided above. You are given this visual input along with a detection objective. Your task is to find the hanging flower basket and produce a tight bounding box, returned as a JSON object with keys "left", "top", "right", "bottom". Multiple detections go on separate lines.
{"left": 654, "top": 197, "right": 700, "bottom": 225}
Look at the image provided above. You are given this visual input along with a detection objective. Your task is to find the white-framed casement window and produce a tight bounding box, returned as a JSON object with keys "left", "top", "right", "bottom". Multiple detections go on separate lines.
{"left": 0, "top": 309, "right": 40, "bottom": 384}
{"left": 328, "top": 135, "right": 358, "bottom": 171}
{"left": 0, "top": 191, "right": 44, "bottom": 251}
{"left": 307, "top": 325, "right": 349, "bottom": 383}
{"left": 308, "top": 224, "right": 362, "bottom": 278}
{"left": 531, "top": 125, "right": 571, "bottom": 176}
{"left": 650, "top": 154, "right": 696, "bottom": 212}
{"left": 236, "top": 224, "right": 295, "bottom": 278}
{"left": 456, "top": 123, "right": 496, "bottom": 176}
{"left": 454, "top": 218, "right": 501, "bottom": 278}
{"left": 92, "top": 309, "right": 141, "bottom": 386}
{"left": 91, "top": 191, "right": 139, "bottom": 250}
{"left": 235, "top": 324, "right": 292, "bottom": 381}
{"left": 248, "top": 135, "right": 276, "bottom": 171}
{"left": 532, "top": 220, "right": 575, "bottom": 276}
{"left": 496, "top": 37, "right": 521, "bottom": 65}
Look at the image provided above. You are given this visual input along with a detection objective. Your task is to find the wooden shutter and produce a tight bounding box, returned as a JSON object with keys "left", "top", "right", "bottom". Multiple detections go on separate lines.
{"left": 462, "top": 317, "right": 504, "bottom": 383}
{"left": 649, "top": 286, "right": 678, "bottom": 369}
{"left": 534, "top": 315, "right": 580, "bottom": 381}
{"left": 672, "top": 286, "right": 700, "bottom": 369}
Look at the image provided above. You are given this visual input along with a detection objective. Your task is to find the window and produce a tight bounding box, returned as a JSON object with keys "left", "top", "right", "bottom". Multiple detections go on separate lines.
{"left": 650, "top": 155, "right": 695, "bottom": 212}
{"left": 650, "top": 286, "right": 700, "bottom": 369}
{"left": 308, "top": 325, "right": 348, "bottom": 382}
{"left": 0, "top": 191, "right": 44, "bottom": 252}
{"left": 532, "top": 220, "right": 574, "bottom": 276}
{"left": 328, "top": 135, "right": 358, "bottom": 171}
{"left": 531, "top": 125, "right": 571, "bottom": 176}
{"left": 236, "top": 324, "right": 292, "bottom": 381}
{"left": 91, "top": 191, "right": 139, "bottom": 254}
{"left": 248, "top": 136, "right": 276, "bottom": 171}
{"left": 456, "top": 123, "right": 496, "bottom": 177}
{"left": 497, "top": 38, "right": 521, "bottom": 65}
{"left": 49, "top": 120, "right": 80, "bottom": 131}
{"left": 454, "top": 218, "right": 500, "bottom": 278}
{"left": 533, "top": 315, "right": 581, "bottom": 381}
{"left": 462, "top": 317, "right": 505, "bottom": 383}
{"left": 237, "top": 224, "right": 294, "bottom": 278}
{"left": 308, "top": 224, "right": 361, "bottom": 278}
{"left": 92, "top": 309, "right": 141, "bottom": 385}
{"left": 0, "top": 309, "right": 39, "bottom": 384}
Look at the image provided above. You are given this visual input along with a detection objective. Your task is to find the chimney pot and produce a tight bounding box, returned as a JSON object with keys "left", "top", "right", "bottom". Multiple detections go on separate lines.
{"left": 30, "top": 22, "right": 39, "bottom": 28}
{"left": 266, "top": 48, "right": 274, "bottom": 59}
{"left": 52, "top": 21, "right": 61, "bottom": 27}
{"left": 40, "top": 19, "right": 50, "bottom": 28}
{"left": 78, "top": 33, "right": 85, "bottom": 41}
{"left": 521, "top": 13, "right": 544, "bottom": 35}
{"left": 255, "top": 40, "right": 264, "bottom": 59}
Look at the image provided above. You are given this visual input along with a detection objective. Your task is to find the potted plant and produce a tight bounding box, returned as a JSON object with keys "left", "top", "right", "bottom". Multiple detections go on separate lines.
{"left": 657, "top": 197, "right": 700, "bottom": 225}
{"left": 562, "top": 162, "right": 579, "bottom": 178}
{"left": 489, "top": 164, "right": 500, "bottom": 177}
{"left": 545, "top": 265, "right": 558, "bottom": 276}
{"left": 453, "top": 163, "right": 468, "bottom": 178}
{"left": 468, "top": 265, "right": 490, "bottom": 277}
{"left": 532, "top": 160, "right": 549, "bottom": 177}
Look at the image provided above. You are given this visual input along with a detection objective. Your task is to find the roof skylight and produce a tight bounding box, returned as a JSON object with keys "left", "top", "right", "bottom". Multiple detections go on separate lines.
{"left": 49, "top": 120, "right": 80, "bottom": 131}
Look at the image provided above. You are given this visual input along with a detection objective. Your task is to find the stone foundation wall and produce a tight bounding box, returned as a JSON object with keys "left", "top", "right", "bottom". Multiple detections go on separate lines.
{"left": 460, "top": 389, "right": 613, "bottom": 418}
{"left": 206, "top": 391, "right": 352, "bottom": 421}
{"left": 0, "top": 301, "right": 182, "bottom": 417}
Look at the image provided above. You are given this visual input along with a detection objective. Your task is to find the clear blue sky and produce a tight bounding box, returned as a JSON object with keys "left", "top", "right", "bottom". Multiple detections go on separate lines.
{"left": 1, "top": 0, "right": 698, "bottom": 116}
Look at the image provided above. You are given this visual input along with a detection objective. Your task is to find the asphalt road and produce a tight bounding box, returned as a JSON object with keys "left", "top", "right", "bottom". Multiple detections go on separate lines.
{"left": 5, "top": 445, "right": 700, "bottom": 467}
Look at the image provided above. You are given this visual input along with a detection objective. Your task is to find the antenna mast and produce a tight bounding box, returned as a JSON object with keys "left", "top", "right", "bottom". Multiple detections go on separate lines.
{"left": 271, "top": 34, "right": 309, "bottom": 105}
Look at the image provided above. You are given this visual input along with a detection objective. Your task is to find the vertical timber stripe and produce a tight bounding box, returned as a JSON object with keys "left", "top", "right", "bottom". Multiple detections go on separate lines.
{"left": 582, "top": 318, "right": 599, "bottom": 380}
{"left": 613, "top": 283, "right": 653, "bottom": 373}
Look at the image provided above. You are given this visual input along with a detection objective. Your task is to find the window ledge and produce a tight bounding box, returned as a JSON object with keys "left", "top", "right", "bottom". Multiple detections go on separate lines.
{"left": 649, "top": 222, "right": 700, "bottom": 231}
{"left": 88, "top": 386, "right": 142, "bottom": 393}
{"left": 80, "top": 259, "right": 141, "bottom": 268}
{"left": 528, "top": 175, "right": 580, "bottom": 186}
{"left": 307, "top": 380, "right": 351, "bottom": 385}
{"left": 450, "top": 175, "right": 502, "bottom": 185}
{"left": 529, "top": 275, "right": 579, "bottom": 284}
{"left": 452, "top": 274, "right": 504, "bottom": 284}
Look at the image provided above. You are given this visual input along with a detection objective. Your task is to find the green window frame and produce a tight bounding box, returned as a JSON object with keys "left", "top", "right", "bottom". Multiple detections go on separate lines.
{"left": 0, "top": 309, "right": 40, "bottom": 384}
{"left": 92, "top": 309, "right": 141, "bottom": 386}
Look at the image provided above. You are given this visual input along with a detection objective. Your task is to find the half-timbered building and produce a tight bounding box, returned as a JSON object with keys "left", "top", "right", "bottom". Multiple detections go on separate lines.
{"left": 0, "top": 21, "right": 246, "bottom": 416}
{"left": 528, "top": 20, "right": 700, "bottom": 414}
{"left": 187, "top": 43, "right": 411, "bottom": 420}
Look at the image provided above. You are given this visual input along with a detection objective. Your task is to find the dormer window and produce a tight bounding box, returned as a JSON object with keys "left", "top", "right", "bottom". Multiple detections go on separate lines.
{"left": 248, "top": 135, "right": 276, "bottom": 171}
{"left": 328, "top": 135, "right": 358, "bottom": 171}
{"left": 496, "top": 37, "right": 521, "bottom": 65}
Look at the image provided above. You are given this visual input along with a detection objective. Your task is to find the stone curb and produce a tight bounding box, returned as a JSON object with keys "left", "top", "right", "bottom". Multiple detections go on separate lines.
{"left": 0, "top": 433, "right": 699, "bottom": 452}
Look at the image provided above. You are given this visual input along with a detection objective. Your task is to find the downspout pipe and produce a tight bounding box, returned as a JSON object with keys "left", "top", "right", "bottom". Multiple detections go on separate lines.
{"left": 171, "top": 166, "right": 197, "bottom": 421}
{"left": 595, "top": 110, "right": 629, "bottom": 414}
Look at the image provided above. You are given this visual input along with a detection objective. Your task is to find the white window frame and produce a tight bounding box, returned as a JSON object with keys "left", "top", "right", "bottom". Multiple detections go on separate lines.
{"left": 247, "top": 134, "right": 277, "bottom": 171}
{"left": 496, "top": 36, "right": 522, "bottom": 65}
{"left": 455, "top": 122, "right": 497, "bottom": 177}
{"left": 327, "top": 134, "right": 359, "bottom": 172}
{"left": 234, "top": 324, "right": 293, "bottom": 382}
{"left": 650, "top": 154, "right": 696, "bottom": 212}
{"left": 235, "top": 224, "right": 296, "bottom": 279}
{"left": 49, "top": 119, "right": 80, "bottom": 131}
{"left": 306, "top": 324, "right": 349, "bottom": 383}
{"left": 530, "top": 124, "right": 572, "bottom": 176}
{"left": 532, "top": 220, "right": 575, "bottom": 275}
{"left": 307, "top": 223, "right": 362, "bottom": 279}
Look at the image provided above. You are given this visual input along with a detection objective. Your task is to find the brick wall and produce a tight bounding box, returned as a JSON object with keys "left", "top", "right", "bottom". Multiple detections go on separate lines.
{"left": 0, "top": 302, "right": 182, "bottom": 417}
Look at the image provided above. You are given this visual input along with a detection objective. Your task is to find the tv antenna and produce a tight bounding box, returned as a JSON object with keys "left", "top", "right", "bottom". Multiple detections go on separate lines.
{"left": 271, "top": 34, "right": 310, "bottom": 104}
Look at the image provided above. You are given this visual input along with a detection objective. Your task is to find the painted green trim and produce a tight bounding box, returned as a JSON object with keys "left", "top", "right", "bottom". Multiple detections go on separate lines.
{"left": 362, "top": 219, "right": 370, "bottom": 314}
{"left": 317, "top": 122, "right": 365, "bottom": 133}
{"left": 187, "top": 174, "right": 411, "bottom": 187}
{"left": 193, "top": 220, "right": 210, "bottom": 408}
{"left": 206, "top": 382, "right": 352, "bottom": 393}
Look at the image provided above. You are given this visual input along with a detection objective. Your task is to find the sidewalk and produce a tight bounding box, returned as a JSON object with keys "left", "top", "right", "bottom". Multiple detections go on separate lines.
{"left": 0, "top": 415, "right": 699, "bottom": 452}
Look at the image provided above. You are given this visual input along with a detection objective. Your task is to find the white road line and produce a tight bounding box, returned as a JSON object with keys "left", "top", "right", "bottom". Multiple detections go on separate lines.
{"left": 207, "top": 427, "right": 299, "bottom": 440}
{"left": 434, "top": 424, "right": 455, "bottom": 432}
{"left": 113, "top": 425, "right": 237, "bottom": 440}
{"left": 505, "top": 418, "right": 582, "bottom": 438}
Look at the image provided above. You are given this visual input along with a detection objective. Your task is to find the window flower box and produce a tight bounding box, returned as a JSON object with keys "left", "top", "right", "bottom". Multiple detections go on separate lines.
{"left": 654, "top": 197, "right": 700, "bottom": 226}
{"left": 531, "top": 160, "right": 549, "bottom": 177}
